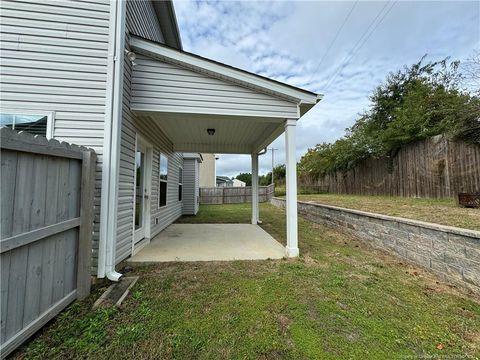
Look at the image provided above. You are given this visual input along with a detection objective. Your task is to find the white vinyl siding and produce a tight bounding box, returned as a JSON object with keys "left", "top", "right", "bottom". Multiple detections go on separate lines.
{"left": 182, "top": 158, "right": 199, "bottom": 215}
{"left": 0, "top": 0, "right": 111, "bottom": 271}
{"left": 115, "top": 7, "right": 178, "bottom": 264}
{"left": 0, "top": 0, "right": 109, "bottom": 147}
{"left": 194, "top": 160, "right": 199, "bottom": 214}
{"left": 126, "top": 0, "right": 164, "bottom": 43}
{"left": 131, "top": 56, "right": 299, "bottom": 118}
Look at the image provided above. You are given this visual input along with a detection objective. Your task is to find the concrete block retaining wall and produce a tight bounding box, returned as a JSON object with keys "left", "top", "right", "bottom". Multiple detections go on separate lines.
{"left": 271, "top": 197, "right": 480, "bottom": 294}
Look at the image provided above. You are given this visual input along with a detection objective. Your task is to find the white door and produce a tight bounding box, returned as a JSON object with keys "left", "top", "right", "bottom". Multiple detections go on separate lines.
{"left": 134, "top": 140, "right": 150, "bottom": 244}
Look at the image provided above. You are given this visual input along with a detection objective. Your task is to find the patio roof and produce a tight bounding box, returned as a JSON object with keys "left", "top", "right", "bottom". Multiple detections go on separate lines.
{"left": 129, "top": 35, "right": 322, "bottom": 154}
{"left": 127, "top": 35, "right": 317, "bottom": 259}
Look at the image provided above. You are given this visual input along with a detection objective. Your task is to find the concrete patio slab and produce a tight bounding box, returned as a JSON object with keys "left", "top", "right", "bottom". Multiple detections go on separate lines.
{"left": 128, "top": 224, "right": 286, "bottom": 262}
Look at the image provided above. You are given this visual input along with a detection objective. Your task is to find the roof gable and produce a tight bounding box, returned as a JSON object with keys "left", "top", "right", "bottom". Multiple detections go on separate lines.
{"left": 129, "top": 35, "right": 322, "bottom": 111}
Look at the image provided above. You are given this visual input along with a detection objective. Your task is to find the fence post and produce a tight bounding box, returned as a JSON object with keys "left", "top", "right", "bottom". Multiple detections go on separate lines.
{"left": 77, "top": 149, "right": 96, "bottom": 300}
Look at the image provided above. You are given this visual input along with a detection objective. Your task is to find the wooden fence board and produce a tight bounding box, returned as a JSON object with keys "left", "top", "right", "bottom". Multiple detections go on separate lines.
{"left": 5, "top": 246, "right": 28, "bottom": 341}
{"left": 63, "top": 229, "right": 78, "bottom": 296}
{"left": 52, "top": 231, "right": 67, "bottom": 304}
{"left": 0, "top": 218, "right": 81, "bottom": 253}
{"left": 0, "top": 128, "right": 96, "bottom": 358}
{"left": 39, "top": 236, "right": 56, "bottom": 314}
{"left": 30, "top": 155, "right": 48, "bottom": 230}
{"left": 23, "top": 241, "right": 43, "bottom": 327}
{"left": 199, "top": 184, "right": 274, "bottom": 204}
{"left": 1, "top": 151, "right": 17, "bottom": 239}
{"left": 0, "top": 253, "right": 11, "bottom": 343}
{"left": 303, "top": 136, "right": 480, "bottom": 198}
{"left": 77, "top": 150, "right": 96, "bottom": 299}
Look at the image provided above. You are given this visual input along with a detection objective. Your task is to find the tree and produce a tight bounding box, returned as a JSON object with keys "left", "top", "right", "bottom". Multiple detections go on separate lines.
{"left": 299, "top": 55, "right": 480, "bottom": 178}
{"left": 462, "top": 49, "right": 480, "bottom": 95}
{"left": 259, "top": 174, "right": 270, "bottom": 186}
{"left": 235, "top": 172, "right": 252, "bottom": 186}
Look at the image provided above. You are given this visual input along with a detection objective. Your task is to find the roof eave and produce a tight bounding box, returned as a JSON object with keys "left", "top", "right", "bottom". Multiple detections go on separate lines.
{"left": 183, "top": 152, "right": 203, "bottom": 162}
{"left": 151, "top": 0, "right": 182, "bottom": 50}
{"left": 299, "top": 94, "right": 323, "bottom": 116}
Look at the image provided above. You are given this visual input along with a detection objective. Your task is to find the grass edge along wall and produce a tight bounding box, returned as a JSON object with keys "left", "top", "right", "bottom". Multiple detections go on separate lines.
{"left": 271, "top": 197, "right": 480, "bottom": 294}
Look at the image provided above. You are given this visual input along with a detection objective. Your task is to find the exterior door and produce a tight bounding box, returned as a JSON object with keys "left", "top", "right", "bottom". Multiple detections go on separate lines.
{"left": 134, "top": 139, "right": 150, "bottom": 244}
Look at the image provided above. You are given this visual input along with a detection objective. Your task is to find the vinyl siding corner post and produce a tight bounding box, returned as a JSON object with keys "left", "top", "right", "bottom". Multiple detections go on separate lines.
{"left": 98, "top": 0, "right": 126, "bottom": 280}
{"left": 77, "top": 150, "right": 96, "bottom": 299}
{"left": 285, "top": 119, "right": 299, "bottom": 257}
{"left": 251, "top": 153, "right": 259, "bottom": 224}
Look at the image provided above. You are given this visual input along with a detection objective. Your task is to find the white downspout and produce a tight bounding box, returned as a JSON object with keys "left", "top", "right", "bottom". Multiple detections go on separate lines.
{"left": 98, "top": 0, "right": 126, "bottom": 281}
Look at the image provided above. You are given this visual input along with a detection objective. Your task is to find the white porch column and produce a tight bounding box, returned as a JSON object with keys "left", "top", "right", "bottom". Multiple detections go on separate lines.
{"left": 251, "top": 152, "right": 259, "bottom": 224}
{"left": 285, "top": 119, "right": 299, "bottom": 257}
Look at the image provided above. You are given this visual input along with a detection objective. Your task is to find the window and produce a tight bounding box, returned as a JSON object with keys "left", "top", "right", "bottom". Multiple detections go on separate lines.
{"left": 159, "top": 153, "right": 168, "bottom": 207}
{"left": 178, "top": 167, "right": 183, "bottom": 202}
{"left": 0, "top": 110, "right": 54, "bottom": 139}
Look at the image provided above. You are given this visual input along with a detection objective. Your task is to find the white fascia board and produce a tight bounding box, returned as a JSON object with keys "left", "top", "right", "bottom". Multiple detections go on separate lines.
{"left": 130, "top": 36, "right": 321, "bottom": 106}
{"left": 182, "top": 152, "right": 202, "bottom": 161}
{"left": 174, "top": 143, "right": 253, "bottom": 154}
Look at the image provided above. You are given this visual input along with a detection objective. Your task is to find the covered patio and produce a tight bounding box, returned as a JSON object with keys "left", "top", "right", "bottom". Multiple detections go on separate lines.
{"left": 129, "top": 224, "right": 285, "bottom": 262}
{"left": 128, "top": 35, "right": 322, "bottom": 259}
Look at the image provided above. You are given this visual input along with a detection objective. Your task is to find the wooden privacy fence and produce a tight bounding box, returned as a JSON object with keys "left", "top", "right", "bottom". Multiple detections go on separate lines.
{"left": 0, "top": 128, "right": 96, "bottom": 358}
{"left": 301, "top": 136, "right": 480, "bottom": 198}
{"left": 200, "top": 184, "right": 275, "bottom": 204}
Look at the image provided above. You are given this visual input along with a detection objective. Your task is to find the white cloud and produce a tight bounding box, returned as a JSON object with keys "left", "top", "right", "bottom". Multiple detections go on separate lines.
{"left": 174, "top": 0, "right": 479, "bottom": 178}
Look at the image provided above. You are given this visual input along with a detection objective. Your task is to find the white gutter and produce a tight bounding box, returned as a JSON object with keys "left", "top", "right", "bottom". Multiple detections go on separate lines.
{"left": 97, "top": 0, "right": 126, "bottom": 281}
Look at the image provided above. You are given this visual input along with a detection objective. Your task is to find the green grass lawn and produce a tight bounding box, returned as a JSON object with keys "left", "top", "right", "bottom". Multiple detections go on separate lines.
{"left": 295, "top": 194, "right": 480, "bottom": 231}
{"left": 14, "top": 204, "right": 480, "bottom": 359}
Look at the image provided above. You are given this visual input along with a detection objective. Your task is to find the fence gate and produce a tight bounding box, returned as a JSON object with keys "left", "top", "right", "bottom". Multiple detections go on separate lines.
{"left": 0, "top": 128, "right": 96, "bottom": 358}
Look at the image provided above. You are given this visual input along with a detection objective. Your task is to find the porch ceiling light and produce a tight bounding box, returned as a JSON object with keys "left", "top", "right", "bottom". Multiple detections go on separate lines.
{"left": 207, "top": 128, "right": 215, "bottom": 136}
{"left": 125, "top": 49, "right": 137, "bottom": 66}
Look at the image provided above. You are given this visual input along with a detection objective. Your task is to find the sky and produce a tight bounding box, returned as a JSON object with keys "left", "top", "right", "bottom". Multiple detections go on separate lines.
{"left": 174, "top": 0, "right": 480, "bottom": 178}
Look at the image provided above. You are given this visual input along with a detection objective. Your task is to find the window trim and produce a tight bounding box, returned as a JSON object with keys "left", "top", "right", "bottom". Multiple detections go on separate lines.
{"left": 1, "top": 109, "right": 55, "bottom": 139}
{"left": 178, "top": 166, "right": 183, "bottom": 202}
{"left": 158, "top": 152, "right": 168, "bottom": 208}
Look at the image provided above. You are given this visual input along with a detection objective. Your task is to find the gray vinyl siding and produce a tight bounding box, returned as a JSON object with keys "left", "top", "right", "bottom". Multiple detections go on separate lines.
{"left": 115, "top": 10, "right": 179, "bottom": 264}
{"left": 0, "top": 0, "right": 111, "bottom": 271}
{"left": 131, "top": 56, "right": 299, "bottom": 118}
{"left": 126, "top": 0, "right": 164, "bottom": 43}
{"left": 194, "top": 160, "right": 199, "bottom": 214}
{"left": 182, "top": 158, "right": 199, "bottom": 215}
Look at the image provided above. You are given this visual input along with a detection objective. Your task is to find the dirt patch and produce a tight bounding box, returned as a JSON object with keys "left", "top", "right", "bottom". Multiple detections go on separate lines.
{"left": 277, "top": 314, "right": 291, "bottom": 337}
{"left": 302, "top": 255, "right": 328, "bottom": 268}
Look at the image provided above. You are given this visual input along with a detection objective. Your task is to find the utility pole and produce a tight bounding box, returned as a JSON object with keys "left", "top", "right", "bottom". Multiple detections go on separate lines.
{"left": 269, "top": 147, "right": 278, "bottom": 185}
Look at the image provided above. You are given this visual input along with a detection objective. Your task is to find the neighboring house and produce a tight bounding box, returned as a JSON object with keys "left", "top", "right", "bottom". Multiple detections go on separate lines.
{"left": 0, "top": 0, "right": 321, "bottom": 280}
{"left": 199, "top": 153, "right": 217, "bottom": 187}
{"left": 216, "top": 175, "right": 234, "bottom": 187}
{"left": 233, "top": 178, "right": 246, "bottom": 187}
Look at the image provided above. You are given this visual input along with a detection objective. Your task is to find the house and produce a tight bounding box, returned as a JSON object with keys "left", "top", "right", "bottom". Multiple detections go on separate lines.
{"left": 216, "top": 175, "right": 234, "bottom": 187}
{"left": 0, "top": 0, "right": 321, "bottom": 280}
{"left": 199, "top": 153, "right": 217, "bottom": 187}
{"left": 233, "top": 178, "right": 246, "bottom": 187}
